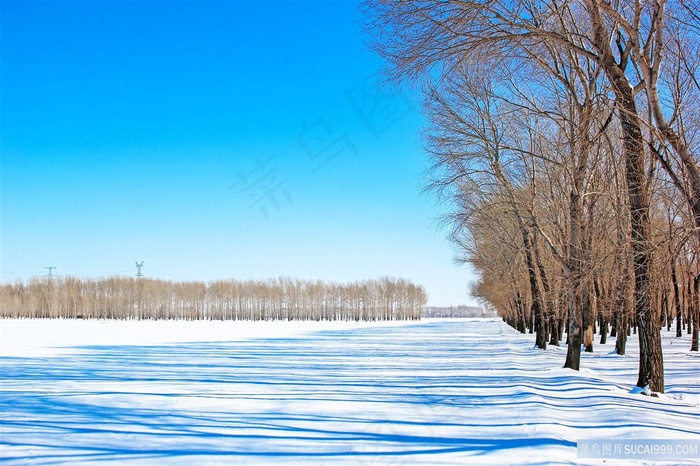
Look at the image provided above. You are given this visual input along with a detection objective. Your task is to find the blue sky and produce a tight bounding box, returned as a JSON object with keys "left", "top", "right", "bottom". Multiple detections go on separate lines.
{"left": 1, "top": 0, "right": 476, "bottom": 306}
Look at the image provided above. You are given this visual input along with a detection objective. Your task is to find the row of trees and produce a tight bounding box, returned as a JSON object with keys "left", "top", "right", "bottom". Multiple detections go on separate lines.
{"left": 423, "top": 305, "right": 496, "bottom": 318}
{"left": 0, "top": 276, "right": 427, "bottom": 322}
{"left": 364, "top": 0, "right": 699, "bottom": 393}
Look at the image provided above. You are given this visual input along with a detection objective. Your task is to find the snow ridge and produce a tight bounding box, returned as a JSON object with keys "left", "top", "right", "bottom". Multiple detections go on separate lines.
{"left": 1, "top": 319, "right": 698, "bottom": 465}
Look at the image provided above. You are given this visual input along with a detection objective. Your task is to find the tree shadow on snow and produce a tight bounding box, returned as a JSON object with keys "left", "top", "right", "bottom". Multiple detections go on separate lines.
{"left": 0, "top": 320, "right": 696, "bottom": 464}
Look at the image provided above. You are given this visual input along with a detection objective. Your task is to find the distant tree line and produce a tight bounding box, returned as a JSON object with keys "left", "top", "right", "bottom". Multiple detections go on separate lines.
{"left": 0, "top": 276, "right": 427, "bottom": 321}
{"left": 422, "top": 306, "right": 496, "bottom": 319}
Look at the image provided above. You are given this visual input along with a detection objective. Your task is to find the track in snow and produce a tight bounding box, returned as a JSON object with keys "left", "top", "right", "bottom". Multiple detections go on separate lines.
{"left": 0, "top": 318, "right": 698, "bottom": 465}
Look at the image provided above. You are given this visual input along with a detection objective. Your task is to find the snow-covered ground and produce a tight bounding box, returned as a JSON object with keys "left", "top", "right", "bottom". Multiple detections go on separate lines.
{"left": 0, "top": 318, "right": 698, "bottom": 465}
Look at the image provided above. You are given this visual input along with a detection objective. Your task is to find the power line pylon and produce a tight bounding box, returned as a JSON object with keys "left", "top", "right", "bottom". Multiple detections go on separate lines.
{"left": 45, "top": 266, "right": 57, "bottom": 283}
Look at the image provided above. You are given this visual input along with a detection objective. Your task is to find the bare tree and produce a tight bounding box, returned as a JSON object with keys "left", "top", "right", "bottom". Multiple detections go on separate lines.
{"left": 0, "top": 276, "right": 426, "bottom": 323}
{"left": 363, "top": 0, "right": 687, "bottom": 393}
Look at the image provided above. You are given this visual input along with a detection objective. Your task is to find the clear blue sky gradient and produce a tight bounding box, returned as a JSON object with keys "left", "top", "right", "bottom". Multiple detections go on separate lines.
{"left": 1, "top": 0, "right": 476, "bottom": 306}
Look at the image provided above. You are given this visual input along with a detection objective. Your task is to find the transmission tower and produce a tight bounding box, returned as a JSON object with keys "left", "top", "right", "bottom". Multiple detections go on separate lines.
{"left": 45, "top": 266, "right": 57, "bottom": 282}
{"left": 135, "top": 261, "right": 144, "bottom": 278}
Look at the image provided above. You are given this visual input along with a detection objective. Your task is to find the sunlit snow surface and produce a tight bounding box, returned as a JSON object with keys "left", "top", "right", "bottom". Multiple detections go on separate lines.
{"left": 1, "top": 319, "right": 698, "bottom": 465}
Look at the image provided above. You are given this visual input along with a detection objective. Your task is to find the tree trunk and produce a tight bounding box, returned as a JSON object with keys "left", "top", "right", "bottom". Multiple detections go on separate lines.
{"left": 520, "top": 231, "right": 543, "bottom": 347}
{"left": 534, "top": 235, "right": 553, "bottom": 346}
{"left": 564, "top": 276, "right": 582, "bottom": 369}
{"left": 660, "top": 288, "right": 669, "bottom": 331}
{"left": 688, "top": 279, "right": 694, "bottom": 335}
{"left": 516, "top": 291, "right": 527, "bottom": 334}
{"left": 583, "top": 284, "right": 594, "bottom": 352}
{"left": 673, "top": 263, "right": 682, "bottom": 337}
{"left": 492, "top": 159, "right": 547, "bottom": 349}
{"left": 587, "top": 0, "right": 663, "bottom": 393}
{"left": 688, "top": 308, "right": 693, "bottom": 336}
{"left": 600, "top": 318, "right": 608, "bottom": 345}
{"left": 558, "top": 310, "right": 566, "bottom": 345}
{"left": 621, "top": 98, "right": 663, "bottom": 391}
{"left": 692, "top": 274, "right": 699, "bottom": 352}
{"left": 549, "top": 316, "right": 560, "bottom": 346}
{"left": 564, "top": 184, "right": 584, "bottom": 369}
{"left": 613, "top": 265, "right": 629, "bottom": 355}
{"left": 616, "top": 314, "right": 628, "bottom": 356}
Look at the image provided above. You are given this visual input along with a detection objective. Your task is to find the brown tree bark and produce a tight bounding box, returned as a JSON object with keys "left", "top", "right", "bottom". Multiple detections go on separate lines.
{"left": 564, "top": 180, "right": 584, "bottom": 369}
{"left": 693, "top": 274, "right": 699, "bottom": 351}
{"left": 587, "top": 0, "right": 664, "bottom": 393}
{"left": 673, "top": 262, "right": 683, "bottom": 337}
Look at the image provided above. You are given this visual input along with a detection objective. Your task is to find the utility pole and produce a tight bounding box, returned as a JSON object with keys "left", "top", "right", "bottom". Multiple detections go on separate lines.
{"left": 43, "top": 266, "right": 57, "bottom": 317}
{"left": 135, "top": 261, "right": 144, "bottom": 320}
{"left": 45, "top": 266, "right": 57, "bottom": 283}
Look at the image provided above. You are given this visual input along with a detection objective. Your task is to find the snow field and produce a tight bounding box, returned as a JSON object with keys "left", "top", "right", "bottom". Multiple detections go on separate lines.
{"left": 0, "top": 318, "right": 698, "bottom": 465}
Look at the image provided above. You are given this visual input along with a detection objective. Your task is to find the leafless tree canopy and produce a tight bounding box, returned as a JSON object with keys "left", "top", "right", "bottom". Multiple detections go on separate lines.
{"left": 0, "top": 276, "right": 427, "bottom": 322}
{"left": 364, "top": 0, "right": 699, "bottom": 393}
